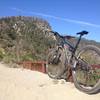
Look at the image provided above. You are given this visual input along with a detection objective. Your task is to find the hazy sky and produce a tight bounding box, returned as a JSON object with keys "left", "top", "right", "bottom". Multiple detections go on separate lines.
{"left": 0, "top": 0, "right": 100, "bottom": 42}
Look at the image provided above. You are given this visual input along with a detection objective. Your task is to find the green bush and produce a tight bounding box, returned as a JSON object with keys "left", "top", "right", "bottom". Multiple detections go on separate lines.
{"left": 0, "top": 48, "right": 5, "bottom": 61}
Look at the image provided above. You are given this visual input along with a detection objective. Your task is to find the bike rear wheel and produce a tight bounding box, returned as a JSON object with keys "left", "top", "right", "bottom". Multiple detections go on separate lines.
{"left": 72, "top": 45, "right": 100, "bottom": 94}
{"left": 46, "top": 48, "right": 66, "bottom": 79}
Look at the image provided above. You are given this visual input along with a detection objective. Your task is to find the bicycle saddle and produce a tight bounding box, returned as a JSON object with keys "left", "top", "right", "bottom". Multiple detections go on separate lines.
{"left": 77, "top": 31, "right": 88, "bottom": 36}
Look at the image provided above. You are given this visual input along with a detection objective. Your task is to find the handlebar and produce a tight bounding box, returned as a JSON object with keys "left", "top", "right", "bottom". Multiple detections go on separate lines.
{"left": 49, "top": 31, "right": 62, "bottom": 38}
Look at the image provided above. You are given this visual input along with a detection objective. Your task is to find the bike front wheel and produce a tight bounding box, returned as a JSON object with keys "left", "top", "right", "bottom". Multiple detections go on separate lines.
{"left": 72, "top": 45, "right": 100, "bottom": 94}
{"left": 46, "top": 48, "right": 66, "bottom": 79}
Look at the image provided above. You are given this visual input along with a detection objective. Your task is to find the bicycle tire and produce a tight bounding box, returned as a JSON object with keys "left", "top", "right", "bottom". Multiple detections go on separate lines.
{"left": 46, "top": 48, "right": 66, "bottom": 79}
{"left": 72, "top": 45, "right": 100, "bottom": 94}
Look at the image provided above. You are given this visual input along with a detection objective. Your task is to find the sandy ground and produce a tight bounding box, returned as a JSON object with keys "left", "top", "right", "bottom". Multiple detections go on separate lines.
{"left": 0, "top": 63, "right": 100, "bottom": 100}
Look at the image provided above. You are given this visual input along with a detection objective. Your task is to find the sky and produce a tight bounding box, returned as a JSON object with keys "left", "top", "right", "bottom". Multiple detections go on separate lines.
{"left": 0, "top": 0, "right": 100, "bottom": 42}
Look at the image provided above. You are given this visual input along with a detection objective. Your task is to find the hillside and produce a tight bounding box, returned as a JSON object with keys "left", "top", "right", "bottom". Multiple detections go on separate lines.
{"left": 0, "top": 16, "right": 55, "bottom": 63}
{"left": 0, "top": 16, "right": 100, "bottom": 63}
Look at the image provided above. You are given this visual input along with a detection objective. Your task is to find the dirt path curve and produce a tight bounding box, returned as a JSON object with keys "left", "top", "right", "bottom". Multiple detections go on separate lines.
{"left": 0, "top": 63, "right": 100, "bottom": 100}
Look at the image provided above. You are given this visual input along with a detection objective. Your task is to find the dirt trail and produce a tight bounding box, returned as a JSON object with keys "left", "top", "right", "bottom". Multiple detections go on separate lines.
{"left": 0, "top": 63, "right": 100, "bottom": 100}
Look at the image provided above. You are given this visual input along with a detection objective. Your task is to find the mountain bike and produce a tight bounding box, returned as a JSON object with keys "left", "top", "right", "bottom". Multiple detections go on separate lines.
{"left": 46, "top": 30, "right": 100, "bottom": 94}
